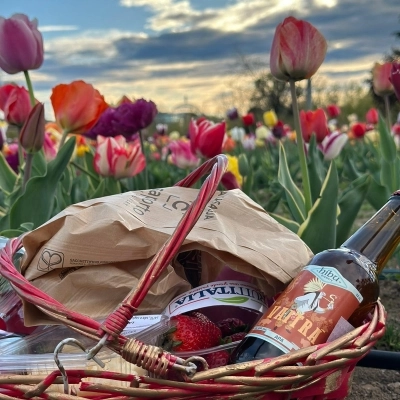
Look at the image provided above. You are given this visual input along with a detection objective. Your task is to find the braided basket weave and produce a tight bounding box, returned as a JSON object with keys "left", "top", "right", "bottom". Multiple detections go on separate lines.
{"left": 0, "top": 155, "right": 386, "bottom": 400}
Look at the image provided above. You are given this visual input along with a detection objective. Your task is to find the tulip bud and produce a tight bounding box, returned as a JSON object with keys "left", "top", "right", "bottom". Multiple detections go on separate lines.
{"left": 19, "top": 102, "right": 45, "bottom": 153}
{"left": 270, "top": 17, "right": 327, "bottom": 82}
{"left": 263, "top": 110, "right": 278, "bottom": 128}
{"left": 372, "top": 62, "right": 394, "bottom": 97}
{"left": 238, "top": 153, "right": 250, "bottom": 177}
{"left": 0, "top": 14, "right": 44, "bottom": 74}
{"left": 226, "top": 107, "right": 239, "bottom": 120}
{"left": 366, "top": 108, "right": 379, "bottom": 125}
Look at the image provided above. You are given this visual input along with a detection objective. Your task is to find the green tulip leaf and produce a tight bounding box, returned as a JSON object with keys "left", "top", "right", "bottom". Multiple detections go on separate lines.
{"left": 90, "top": 180, "right": 106, "bottom": 199}
{"left": 336, "top": 174, "right": 371, "bottom": 245}
{"left": 31, "top": 149, "right": 47, "bottom": 177}
{"left": 307, "top": 134, "right": 324, "bottom": 203}
{"left": 0, "top": 152, "right": 17, "bottom": 193}
{"left": 298, "top": 161, "right": 339, "bottom": 253}
{"left": 83, "top": 150, "right": 100, "bottom": 190}
{"left": 268, "top": 212, "right": 300, "bottom": 234}
{"left": 0, "top": 229, "right": 25, "bottom": 238}
{"left": 377, "top": 114, "right": 396, "bottom": 162}
{"left": 9, "top": 137, "right": 76, "bottom": 229}
{"left": 380, "top": 158, "right": 400, "bottom": 193}
{"left": 264, "top": 187, "right": 284, "bottom": 213}
{"left": 278, "top": 143, "right": 306, "bottom": 223}
{"left": 366, "top": 176, "right": 391, "bottom": 210}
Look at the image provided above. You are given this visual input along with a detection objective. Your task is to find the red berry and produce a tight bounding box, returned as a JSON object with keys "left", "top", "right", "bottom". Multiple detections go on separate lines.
{"left": 204, "top": 350, "right": 230, "bottom": 369}
{"left": 216, "top": 318, "right": 247, "bottom": 336}
{"left": 229, "top": 332, "right": 247, "bottom": 342}
{"left": 162, "top": 313, "right": 221, "bottom": 352}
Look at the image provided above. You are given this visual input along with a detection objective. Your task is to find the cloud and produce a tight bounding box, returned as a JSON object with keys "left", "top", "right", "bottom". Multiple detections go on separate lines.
{"left": 3, "top": 0, "right": 399, "bottom": 119}
{"left": 40, "top": 25, "right": 79, "bottom": 32}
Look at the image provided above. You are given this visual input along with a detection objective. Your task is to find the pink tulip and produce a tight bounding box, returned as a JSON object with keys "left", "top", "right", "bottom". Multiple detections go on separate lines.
{"left": 43, "top": 132, "right": 57, "bottom": 161}
{"left": 390, "top": 62, "right": 400, "bottom": 102}
{"left": 300, "top": 108, "right": 329, "bottom": 143}
{"left": 94, "top": 135, "right": 145, "bottom": 179}
{"left": 270, "top": 17, "right": 327, "bottom": 82}
{"left": 168, "top": 139, "right": 200, "bottom": 169}
{"left": 372, "top": 62, "right": 394, "bottom": 96}
{"left": 189, "top": 118, "right": 226, "bottom": 158}
{"left": 366, "top": 108, "right": 379, "bottom": 125}
{"left": 0, "top": 13, "right": 44, "bottom": 74}
{"left": 318, "top": 131, "right": 348, "bottom": 160}
{"left": 0, "top": 84, "right": 33, "bottom": 126}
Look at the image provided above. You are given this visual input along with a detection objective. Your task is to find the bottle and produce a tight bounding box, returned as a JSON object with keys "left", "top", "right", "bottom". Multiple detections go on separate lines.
{"left": 231, "top": 191, "right": 400, "bottom": 363}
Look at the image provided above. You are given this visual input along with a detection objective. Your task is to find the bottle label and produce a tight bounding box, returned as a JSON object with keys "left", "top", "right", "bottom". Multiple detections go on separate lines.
{"left": 247, "top": 265, "right": 363, "bottom": 354}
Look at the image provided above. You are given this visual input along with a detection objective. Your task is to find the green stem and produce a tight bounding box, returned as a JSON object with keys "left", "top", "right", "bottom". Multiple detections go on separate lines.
{"left": 138, "top": 129, "right": 149, "bottom": 189}
{"left": 22, "top": 152, "right": 33, "bottom": 190}
{"left": 59, "top": 129, "right": 69, "bottom": 148}
{"left": 306, "top": 79, "right": 312, "bottom": 111}
{"left": 23, "top": 70, "right": 36, "bottom": 107}
{"left": 70, "top": 161, "right": 100, "bottom": 183}
{"left": 289, "top": 79, "right": 312, "bottom": 213}
{"left": 384, "top": 95, "right": 392, "bottom": 132}
{"left": 17, "top": 130, "right": 24, "bottom": 172}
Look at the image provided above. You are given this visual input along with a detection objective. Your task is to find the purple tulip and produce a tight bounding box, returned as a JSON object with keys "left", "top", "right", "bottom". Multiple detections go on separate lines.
{"left": 226, "top": 107, "right": 239, "bottom": 120}
{"left": 0, "top": 14, "right": 44, "bottom": 74}
{"left": 85, "top": 98, "right": 157, "bottom": 139}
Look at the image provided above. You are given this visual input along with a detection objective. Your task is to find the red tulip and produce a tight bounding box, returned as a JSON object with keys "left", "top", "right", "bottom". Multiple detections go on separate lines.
{"left": 326, "top": 104, "right": 341, "bottom": 118}
{"left": 270, "top": 17, "right": 327, "bottom": 82}
{"left": 372, "top": 62, "right": 393, "bottom": 96}
{"left": 241, "top": 113, "right": 255, "bottom": 126}
{"left": 189, "top": 118, "right": 226, "bottom": 158}
{"left": 51, "top": 80, "right": 108, "bottom": 134}
{"left": 366, "top": 108, "right": 379, "bottom": 125}
{"left": 390, "top": 62, "right": 400, "bottom": 102}
{"left": 94, "top": 135, "right": 145, "bottom": 179}
{"left": 350, "top": 123, "right": 367, "bottom": 138}
{"left": 0, "top": 84, "right": 32, "bottom": 126}
{"left": 299, "top": 109, "right": 329, "bottom": 143}
{"left": 0, "top": 13, "right": 44, "bottom": 74}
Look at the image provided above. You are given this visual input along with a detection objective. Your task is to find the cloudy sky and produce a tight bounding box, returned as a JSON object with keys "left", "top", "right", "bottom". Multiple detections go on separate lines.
{"left": 1, "top": 0, "right": 400, "bottom": 118}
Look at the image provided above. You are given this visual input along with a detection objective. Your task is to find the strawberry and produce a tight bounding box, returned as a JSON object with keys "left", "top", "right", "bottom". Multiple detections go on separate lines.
{"left": 161, "top": 312, "right": 221, "bottom": 352}
{"left": 204, "top": 350, "right": 230, "bottom": 369}
{"left": 228, "top": 331, "right": 247, "bottom": 342}
{"left": 216, "top": 318, "right": 248, "bottom": 337}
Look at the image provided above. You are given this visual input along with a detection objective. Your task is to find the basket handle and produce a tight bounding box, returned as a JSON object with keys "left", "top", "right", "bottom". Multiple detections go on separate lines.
{"left": 96, "top": 154, "right": 228, "bottom": 340}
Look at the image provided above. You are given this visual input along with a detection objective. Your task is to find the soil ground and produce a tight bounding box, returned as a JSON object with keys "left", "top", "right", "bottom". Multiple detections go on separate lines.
{"left": 346, "top": 279, "right": 400, "bottom": 400}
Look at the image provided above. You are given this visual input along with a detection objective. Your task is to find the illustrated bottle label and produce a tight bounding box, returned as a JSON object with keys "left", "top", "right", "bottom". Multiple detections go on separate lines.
{"left": 247, "top": 265, "right": 363, "bottom": 354}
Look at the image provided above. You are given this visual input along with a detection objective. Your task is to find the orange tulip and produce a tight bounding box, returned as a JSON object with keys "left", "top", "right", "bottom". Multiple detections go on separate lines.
{"left": 270, "top": 17, "right": 327, "bottom": 82}
{"left": 372, "top": 62, "right": 394, "bottom": 97}
{"left": 51, "top": 80, "right": 108, "bottom": 135}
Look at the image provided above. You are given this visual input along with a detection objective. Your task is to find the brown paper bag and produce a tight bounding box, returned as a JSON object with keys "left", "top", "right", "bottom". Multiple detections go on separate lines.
{"left": 21, "top": 187, "right": 313, "bottom": 326}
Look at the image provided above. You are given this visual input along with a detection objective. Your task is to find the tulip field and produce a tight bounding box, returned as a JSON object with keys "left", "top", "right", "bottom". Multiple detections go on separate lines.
{"left": 0, "top": 10, "right": 400, "bottom": 400}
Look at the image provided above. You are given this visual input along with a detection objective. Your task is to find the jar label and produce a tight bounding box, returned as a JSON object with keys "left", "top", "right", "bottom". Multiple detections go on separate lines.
{"left": 247, "top": 265, "right": 363, "bottom": 354}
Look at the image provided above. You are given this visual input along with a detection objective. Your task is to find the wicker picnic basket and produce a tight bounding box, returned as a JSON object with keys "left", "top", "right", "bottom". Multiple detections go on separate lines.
{"left": 0, "top": 155, "right": 386, "bottom": 400}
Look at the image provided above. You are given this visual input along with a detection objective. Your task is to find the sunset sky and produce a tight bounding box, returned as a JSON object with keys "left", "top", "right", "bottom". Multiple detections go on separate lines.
{"left": 1, "top": 0, "right": 399, "bottom": 118}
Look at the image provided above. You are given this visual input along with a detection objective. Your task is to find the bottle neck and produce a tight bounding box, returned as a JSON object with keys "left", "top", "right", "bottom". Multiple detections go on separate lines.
{"left": 341, "top": 195, "right": 400, "bottom": 274}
